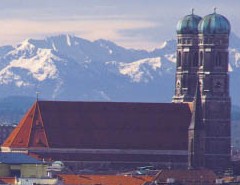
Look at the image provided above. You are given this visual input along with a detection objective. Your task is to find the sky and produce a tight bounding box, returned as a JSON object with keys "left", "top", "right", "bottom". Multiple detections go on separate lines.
{"left": 0, "top": 0, "right": 240, "bottom": 50}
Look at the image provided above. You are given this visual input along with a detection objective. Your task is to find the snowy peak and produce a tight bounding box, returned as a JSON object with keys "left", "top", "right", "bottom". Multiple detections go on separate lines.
{"left": 159, "top": 39, "right": 176, "bottom": 50}
{"left": 0, "top": 48, "right": 60, "bottom": 86}
{"left": 152, "top": 39, "right": 176, "bottom": 56}
{"left": 0, "top": 34, "right": 177, "bottom": 101}
{"left": 0, "top": 34, "right": 239, "bottom": 105}
{"left": 119, "top": 57, "right": 162, "bottom": 83}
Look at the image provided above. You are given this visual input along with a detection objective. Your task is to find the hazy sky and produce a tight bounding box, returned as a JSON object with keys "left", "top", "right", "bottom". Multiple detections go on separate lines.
{"left": 0, "top": 0, "right": 239, "bottom": 49}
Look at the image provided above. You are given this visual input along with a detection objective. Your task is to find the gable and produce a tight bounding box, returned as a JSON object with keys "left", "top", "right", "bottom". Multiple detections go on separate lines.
{"left": 3, "top": 102, "right": 48, "bottom": 148}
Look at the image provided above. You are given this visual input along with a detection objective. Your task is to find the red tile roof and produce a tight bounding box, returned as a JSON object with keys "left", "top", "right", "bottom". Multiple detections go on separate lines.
{"left": 154, "top": 169, "right": 217, "bottom": 185}
{"left": 0, "top": 177, "right": 16, "bottom": 184}
{"left": 3, "top": 102, "right": 48, "bottom": 148}
{"left": 3, "top": 101, "right": 192, "bottom": 151}
{"left": 57, "top": 174, "right": 153, "bottom": 185}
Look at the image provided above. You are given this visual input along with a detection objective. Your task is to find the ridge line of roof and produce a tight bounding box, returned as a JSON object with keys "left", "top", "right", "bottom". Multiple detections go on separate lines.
{"left": 36, "top": 100, "right": 192, "bottom": 106}
{"left": 37, "top": 102, "right": 50, "bottom": 147}
{"left": 27, "top": 102, "right": 37, "bottom": 147}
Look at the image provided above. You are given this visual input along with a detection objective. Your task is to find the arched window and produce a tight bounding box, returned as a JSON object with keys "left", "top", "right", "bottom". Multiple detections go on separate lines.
{"left": 192, "top": 52, "right": 198, "bottom": 67}
{"left": 177, "top": 52, "right": 182, "bottom": 67}
{"left": 185, "top": 53, "right": 189, "bottom": 66}
{"left": 216, "top": 53, "right": 221, "bottom": 67}
{"left": 199, "top": 51, "right": 203, "bottom": 66}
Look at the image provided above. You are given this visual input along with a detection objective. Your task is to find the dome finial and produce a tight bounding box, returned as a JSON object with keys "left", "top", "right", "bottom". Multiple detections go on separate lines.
{"left": 192, "top": 8, "right": 194, "bottom": 15}
{"left": 214, "top": 7, "right": 217, "bottom": 14}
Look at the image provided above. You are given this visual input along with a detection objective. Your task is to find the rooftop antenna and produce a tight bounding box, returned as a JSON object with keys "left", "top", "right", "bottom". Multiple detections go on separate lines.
{"left": 36, "top": 91, "right": 40, "bottom": 101}
{"left": 191, "top": 8, "right": 194, "bottom": 15}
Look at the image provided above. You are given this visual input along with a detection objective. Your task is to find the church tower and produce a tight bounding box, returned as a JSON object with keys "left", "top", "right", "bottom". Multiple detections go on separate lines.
{"left": 174, "top": 10, "right": 231, "bottom": 172}
{"left": 198, "top": 11, "right": 231, "bottom": 171}
{"left": 173, "top": 10, "right": 202, "bottom": 103}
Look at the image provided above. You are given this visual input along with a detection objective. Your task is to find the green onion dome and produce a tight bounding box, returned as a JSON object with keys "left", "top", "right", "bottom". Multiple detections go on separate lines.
{"left": 177, "top": 14, "right": 202, "bottom": 34}
{"left": 198, "top": 12, "right": 230, "bottom": 34}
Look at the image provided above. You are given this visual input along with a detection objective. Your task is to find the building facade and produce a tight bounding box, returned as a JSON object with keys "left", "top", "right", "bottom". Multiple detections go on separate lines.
{"left": 173, "top": 11, "right": 231, "bottom": 171}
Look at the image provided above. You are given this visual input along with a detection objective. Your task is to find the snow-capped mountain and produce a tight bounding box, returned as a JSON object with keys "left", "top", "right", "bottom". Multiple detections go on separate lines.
{"left": 0, "top": 34, "right": 239, "bottom": 105}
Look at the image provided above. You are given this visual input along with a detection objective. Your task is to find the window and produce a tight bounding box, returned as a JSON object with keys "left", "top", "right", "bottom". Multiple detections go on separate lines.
{"left": 177, "top": 52, "right": 182, "bottom": 67}
{"left": 10, "top": 170, "right": 21, "bottom": 178}
{"left": 216, "top": 53, "right": 221, "bottom": 67}
{"left": 199, "top": 51, "right": 203, "bottom": 66}
{"left": 185, "top": 53, "right": 189, "bottom": 66}
{"left": 192, "top": 52, "right": 198, "bottom": 67}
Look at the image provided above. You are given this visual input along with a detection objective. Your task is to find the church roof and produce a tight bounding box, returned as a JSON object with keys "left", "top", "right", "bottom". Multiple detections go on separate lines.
{"left": 3, "top": 101, "right": 192, "bottom": 151}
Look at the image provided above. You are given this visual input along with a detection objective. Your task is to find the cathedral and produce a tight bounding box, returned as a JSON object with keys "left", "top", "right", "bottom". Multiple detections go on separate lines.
{"left": 1, "top": 11, "right": 231, "bottom": 173}
{"left": 173, "top": 10, "right": 231, "bottom": 171}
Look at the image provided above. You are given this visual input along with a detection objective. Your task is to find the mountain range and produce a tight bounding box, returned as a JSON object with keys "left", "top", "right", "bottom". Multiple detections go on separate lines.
{"left": 0, "top": 33, "right": 240, "bottom": 147}
{"left": 0, "top": 34, "right": 177, "bottom": 103}
{"left": 0, "top": 33, "right": 239, "bottom": 113}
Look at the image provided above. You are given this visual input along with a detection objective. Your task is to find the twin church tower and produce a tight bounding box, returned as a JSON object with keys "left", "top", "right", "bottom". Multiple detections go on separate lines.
{"left": 173, "top": 10, "right": 231, "bottom": 170}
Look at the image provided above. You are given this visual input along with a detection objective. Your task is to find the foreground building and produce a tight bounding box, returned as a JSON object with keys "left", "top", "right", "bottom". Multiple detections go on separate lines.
{"left": 1, "top": 11, "right": 231, "bottom": 173}
{"left": 0, "top": 152, "right": 47, "bottom": 178}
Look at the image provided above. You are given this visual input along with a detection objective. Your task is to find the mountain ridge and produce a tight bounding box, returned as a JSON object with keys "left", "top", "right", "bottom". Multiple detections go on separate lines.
{"left": 0, "top": 34, "right": 239, "bottom": 105}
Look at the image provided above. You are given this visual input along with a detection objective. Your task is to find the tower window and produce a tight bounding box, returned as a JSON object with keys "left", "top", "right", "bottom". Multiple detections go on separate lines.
{"left": 192, "top": 52, "right": 198, "bottom": 67}
{"left": 183, "top": 38, "right": 186, "bottom": 44}
{"left": 199, "top": 52, "right": 203, "bottom": 66}
{"left": 185, "top": 53, "right": 189, "bottom": 66}
{"left": 216, "top": 53, "right": 221, "bottom": 67}
{"left": 177, "top": 52, "right": 182, "bottom": 67}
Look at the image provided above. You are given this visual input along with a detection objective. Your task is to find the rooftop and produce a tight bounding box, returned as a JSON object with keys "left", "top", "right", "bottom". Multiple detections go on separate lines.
{"left": 3, "top": 101, "right": 192, "bottom": 151}
{"left": 0, "top": 152, "right": 43, "bottom": 164}
{"left": 57, "top": 174, "right": 153, "bottom": 185}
